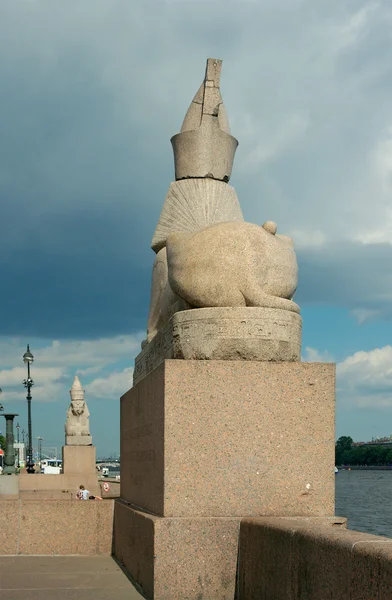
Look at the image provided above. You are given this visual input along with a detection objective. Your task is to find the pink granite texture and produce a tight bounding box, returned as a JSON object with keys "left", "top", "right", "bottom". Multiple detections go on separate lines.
{"left": 0, "top": 500, "right": 19, "bottom": 553}
{"left": 19, "top": 472, "right": 100, "bottom": 497}
{"left": 0, "top": 499, "right": 114, "bottom": 555}
{"left": 238, "top": 517, "right": 392, "bottom": 599}
{"left": 113, "top": 499, "right": 240, "bottom": 600}
{"left": 62, "top": 445, "right": 97, "bottom": 475}
{"left": 121, "top": 360, "right": 335, "bottom": 517}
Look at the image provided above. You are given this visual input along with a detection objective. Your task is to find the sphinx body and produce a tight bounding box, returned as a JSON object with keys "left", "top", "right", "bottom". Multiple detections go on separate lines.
{"left": 65, "top": 401, "right": 90, "bottom": 437}
{"left": 142, "top": 58, "right": 300, "bottom": 356}
{"left": 65, "top": 376, "right": 92, "bottom": 445}
{"left": 147, "top": 220, "right": 299, "bottom": 341}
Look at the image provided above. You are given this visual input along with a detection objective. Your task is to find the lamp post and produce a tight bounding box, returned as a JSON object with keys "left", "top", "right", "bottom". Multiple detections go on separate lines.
{"left": 2, "top": 413, "right": 19, "bottom": 474}
{"left": 23, "top": 344, "right": 35, "bottom": 474}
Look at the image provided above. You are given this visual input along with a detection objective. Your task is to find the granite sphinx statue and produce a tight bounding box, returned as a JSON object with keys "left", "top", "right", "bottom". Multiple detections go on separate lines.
{"left": 145, "top": 58, "right": 299, "bottom": 343}
{"left": 65, "top": 375, "right": 92, "bottom": 446}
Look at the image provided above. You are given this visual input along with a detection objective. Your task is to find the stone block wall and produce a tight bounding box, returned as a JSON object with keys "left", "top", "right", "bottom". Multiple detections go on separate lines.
{"left": 238, "top": 517, "right": 392, "bottom": 599}
{"left": 0, "top": 499, "right": 114, "bottom": 555}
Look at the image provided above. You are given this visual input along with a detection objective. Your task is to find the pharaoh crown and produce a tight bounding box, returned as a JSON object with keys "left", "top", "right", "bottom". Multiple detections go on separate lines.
{"left": 70, "top": 375, "right": 84, "bottom": 402}
{"left": 171, "top": 58, "right": 238, "bottom": 183}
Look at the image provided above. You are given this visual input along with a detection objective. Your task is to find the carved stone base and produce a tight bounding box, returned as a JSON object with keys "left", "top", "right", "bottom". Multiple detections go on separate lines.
{"left": 133, "top": 307, "right": 302, "bottom": 385}
{"left": 65, "top": 435, "right": 92, "bottom": 446}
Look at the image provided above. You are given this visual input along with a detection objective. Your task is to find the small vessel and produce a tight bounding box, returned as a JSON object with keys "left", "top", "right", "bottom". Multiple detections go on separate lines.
{"left": 335, "top": 466, "right": 339, "bottom": 474}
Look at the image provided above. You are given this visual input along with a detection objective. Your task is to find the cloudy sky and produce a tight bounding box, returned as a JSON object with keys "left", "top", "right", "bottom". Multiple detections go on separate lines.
{"left": 1, "top": 0, "right": 392, "bottom": 457}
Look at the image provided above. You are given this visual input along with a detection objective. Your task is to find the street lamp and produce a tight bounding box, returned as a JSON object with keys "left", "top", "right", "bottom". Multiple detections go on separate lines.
{"left": 23, "top": 344, "right": 35, "bottom": 474}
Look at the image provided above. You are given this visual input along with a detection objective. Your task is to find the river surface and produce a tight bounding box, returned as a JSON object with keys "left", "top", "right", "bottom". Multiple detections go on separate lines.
{"left": 335, "top": 470, "right": 392, "bottom": 538}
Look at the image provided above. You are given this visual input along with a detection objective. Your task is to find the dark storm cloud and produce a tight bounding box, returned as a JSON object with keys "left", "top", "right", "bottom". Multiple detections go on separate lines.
{"left": 1, "top": 0, "right": 392, "bottom": 339}
{"left": 297, "top": 242, "right": 392, "bottom": 316}
{"left": 0, "top": 224, "right": 152, "bottom": 338}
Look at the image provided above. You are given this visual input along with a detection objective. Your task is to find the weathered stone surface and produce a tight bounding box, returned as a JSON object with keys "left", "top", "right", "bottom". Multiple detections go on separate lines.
{"left": 0, "top": 473, "right": 19, "bottom": 499}
{"left": 146, "top": 247, "right": 190, "bottom": 343}
{"left": 143, "top": 59, "right": 300, "bottom": 346}
{"left": 124, "top": 360, "right": 335, "bottom": 518}
{"left": 172, "top": 307, "right": 302, "bottom": 361}
{"left": 65, "top": 434, "right": 92, "bottom": 446}
{"left": 134, "top": 314, "right": 174, "bottom": 385}
{"left": 65, "top": 376, "right": 92, "bottom": 446}
{"left": 136, "top": 307, "right": 302, "bottom": 384}
{"left": 0, "top": 500, "right": 114, "bottom": 555}
{"left": 113, "top": 499, "right": 240, "bottom": 600}
{"left": 237, "top": 517, "right": 392, "bottom": 600}
{"left": 151, "top": 178, "right": 243, "bottom": 253}
{"left": 62, "top": 445, "right": 97, "bottom": 475}
{"left": 171, "top": 58, "right": 238, "bottom": 182}
{"left": 167, "top": 221, "right": 299, "bottom": 311}
{"left": 19, "top": 471, "right": 100, "bottom": 497}
{"left": 146, "top": 220, "right": 299, "bottom": 345}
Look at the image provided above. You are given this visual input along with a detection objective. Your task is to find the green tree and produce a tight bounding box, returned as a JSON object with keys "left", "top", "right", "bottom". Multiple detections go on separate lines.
{"left": 0, "top": 434, "right": 5, "bottom": 450}
{"left": 335, "top": 436, "right": 353, "bottom": 465}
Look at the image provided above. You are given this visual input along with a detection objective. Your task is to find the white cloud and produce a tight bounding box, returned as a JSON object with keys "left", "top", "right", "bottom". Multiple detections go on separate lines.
{"left": 351, "top": 308, "right": 385, "bottom": 325}
{"left": 303, "top": 347, "right": 334, "bottom": 363}
{"left": 85, "top": 367, "right": 134, "bottom": 400}
{"left": 2, "top": 382, "right": 65, "bottom": 405}
{"left": 0, "top": 334, "right": 144, "bottom": 371}
{"left": 0, "top": 367, "right": 63, "bottom": 387}
{"left": 0, "top": 334, "right": 142, "bottom": 404}
{"left": 337, "top": 345, "right": 392, "bottom": 408}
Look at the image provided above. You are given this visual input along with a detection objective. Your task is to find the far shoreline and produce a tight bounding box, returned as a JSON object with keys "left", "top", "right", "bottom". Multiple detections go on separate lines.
{"left": 338, "top": 465, "right": 392, "bottom": 470}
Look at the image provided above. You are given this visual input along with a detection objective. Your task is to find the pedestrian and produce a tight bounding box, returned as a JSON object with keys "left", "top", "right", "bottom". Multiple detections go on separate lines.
{"left": 76, "top": 484, "right": 90, "bottom": 500}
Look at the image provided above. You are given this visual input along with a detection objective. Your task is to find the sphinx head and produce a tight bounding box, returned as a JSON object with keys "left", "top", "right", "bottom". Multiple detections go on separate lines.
{"left": 71, "top": 400, "right": 85, "bottom": 416}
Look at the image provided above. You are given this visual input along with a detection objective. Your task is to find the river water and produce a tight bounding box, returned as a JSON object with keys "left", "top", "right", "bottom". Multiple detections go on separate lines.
{"left": 335, "top": 470, "right": 392, "bottom": 538}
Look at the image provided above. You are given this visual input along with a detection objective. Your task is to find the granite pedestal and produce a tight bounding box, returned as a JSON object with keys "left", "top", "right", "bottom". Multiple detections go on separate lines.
{"left": 62, "top": 445, "right": 96, "bottom": 475}
{"left": 115, "top": 359, "right": 335, "bottom": 599}
{"left": 62, "top": 445, "right": 99, "bottom": 495}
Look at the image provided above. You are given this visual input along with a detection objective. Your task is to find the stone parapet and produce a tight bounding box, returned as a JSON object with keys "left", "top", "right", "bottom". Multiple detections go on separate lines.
{"left": 113, "top": 499, "right": 240, "bottom": 600}
{"left": 0, "top": 474, "right": 19, "bottom": 499}
{"left": 19, "top": 472, "right": 100, "bottom": 497}
{"left": 238, "top": 516, "right": 392, "bottom": 599}
{"left": 0, "top": 499, "right": 114, "bottom": 555}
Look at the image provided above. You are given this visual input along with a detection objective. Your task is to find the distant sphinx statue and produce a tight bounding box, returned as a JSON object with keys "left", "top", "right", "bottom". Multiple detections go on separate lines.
{"left": 65, "top": 376, "right": 92, "bottom": 446}
{"left": 145, "top": 58, "right": 299, "bottom": 343}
